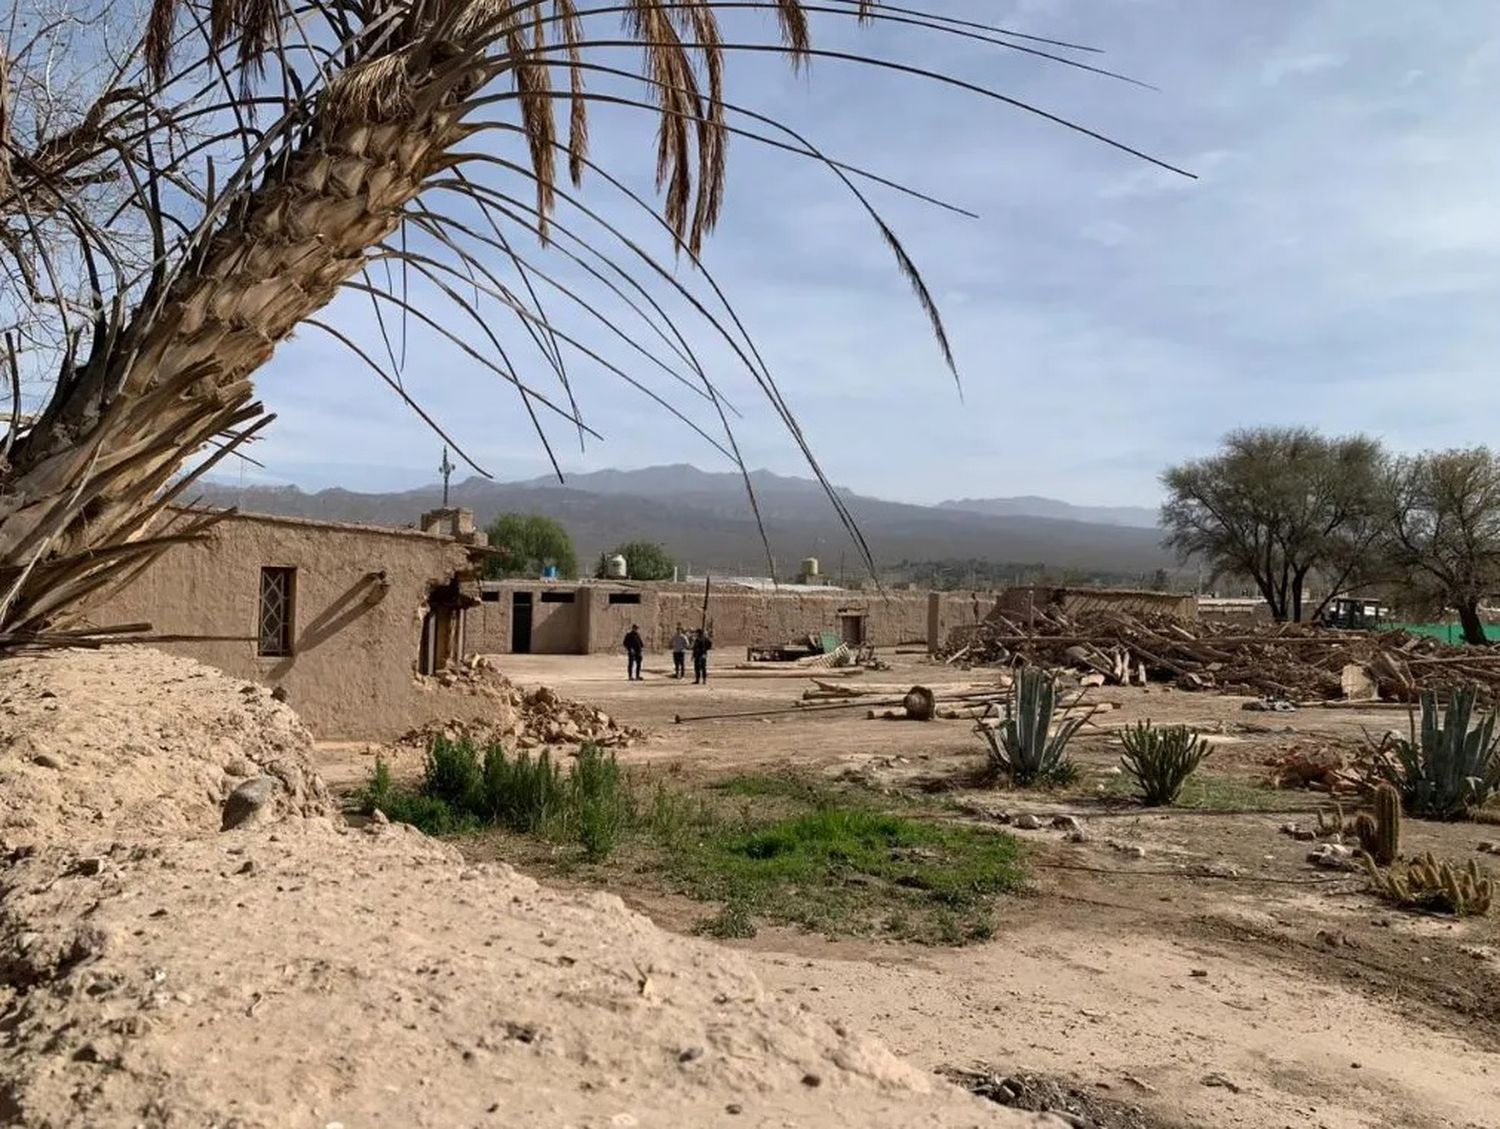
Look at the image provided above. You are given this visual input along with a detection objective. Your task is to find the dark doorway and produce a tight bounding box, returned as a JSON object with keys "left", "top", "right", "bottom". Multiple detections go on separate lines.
{"left": 839, "top": 613, "right": 866, "bottom": 646}
{"left": 511, "top": 591, "right": 533, "bottom": 653}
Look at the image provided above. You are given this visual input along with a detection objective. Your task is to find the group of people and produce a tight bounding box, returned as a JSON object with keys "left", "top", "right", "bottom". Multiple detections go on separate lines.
{"left": 622, "top": 624, "right": 712, "bottom": 683}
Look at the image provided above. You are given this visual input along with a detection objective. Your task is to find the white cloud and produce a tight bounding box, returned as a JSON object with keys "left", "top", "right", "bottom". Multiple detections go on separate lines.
{"left": 1260, "top": 51, "right": 1346, "bottom": 86}
{"left": 247, "top": 0, "right": 1500, "bottom": 509}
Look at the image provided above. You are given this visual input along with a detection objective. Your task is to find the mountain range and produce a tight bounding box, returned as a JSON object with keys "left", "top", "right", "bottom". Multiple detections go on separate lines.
{"left": 193, "top": 465, "right": 1171, "bottom": 577}
{"left": 937, "top": 495, "right": 1157, "bottom": 529}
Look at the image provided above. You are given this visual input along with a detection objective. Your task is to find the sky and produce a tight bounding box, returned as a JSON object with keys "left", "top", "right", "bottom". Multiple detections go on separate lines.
{"left": 239, "top": 0, "right": 1500, "bottom": 507}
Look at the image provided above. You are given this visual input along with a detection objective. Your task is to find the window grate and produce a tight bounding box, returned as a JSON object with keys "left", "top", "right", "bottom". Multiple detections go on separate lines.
{"left": 258, "top": 567, "right": 296, "bottom": 656}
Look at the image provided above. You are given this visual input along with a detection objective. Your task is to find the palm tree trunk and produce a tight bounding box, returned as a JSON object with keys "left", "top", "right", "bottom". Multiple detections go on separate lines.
{"left": 0, "top": 66, "right": 483, "bottom": 637}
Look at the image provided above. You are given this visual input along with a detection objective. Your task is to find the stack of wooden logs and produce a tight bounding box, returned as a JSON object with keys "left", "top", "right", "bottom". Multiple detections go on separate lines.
{"left": 799, "top": 676, "right": 1111, "bottom": 722}
{"left": 938, "top": 607, "right": 1500, "bottom": 703}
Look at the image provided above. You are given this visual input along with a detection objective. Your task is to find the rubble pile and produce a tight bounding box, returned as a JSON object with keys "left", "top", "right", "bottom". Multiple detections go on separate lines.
{"left": 1265, "top": 741, "right": 1375, "bottom": 793}
{"left": 940, "top": 606, "right": 1500, "bottom": 703}
{"left": 406, "top": 656, "right": 641, "bottom": 749}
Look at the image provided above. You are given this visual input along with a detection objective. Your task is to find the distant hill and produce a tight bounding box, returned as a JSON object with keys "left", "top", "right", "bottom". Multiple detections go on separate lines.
{"left": 192, "top": 466, "right": 1174, "bottom": 577}
{"left": 938, "top": 495, "right": 1158, "bottom": 529}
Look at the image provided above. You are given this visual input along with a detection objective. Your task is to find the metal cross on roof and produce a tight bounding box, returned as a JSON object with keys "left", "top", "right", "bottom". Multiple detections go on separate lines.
{"left": 439, "top": 445, "right": 455, "bottom": 505}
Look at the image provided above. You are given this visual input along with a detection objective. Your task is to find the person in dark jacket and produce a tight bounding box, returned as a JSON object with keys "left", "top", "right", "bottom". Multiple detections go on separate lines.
{"left": 691, "top": 629, "right": 712, "bottom": 684}
{"left": 623, "top": 625, "right": 644, "bottom": 681}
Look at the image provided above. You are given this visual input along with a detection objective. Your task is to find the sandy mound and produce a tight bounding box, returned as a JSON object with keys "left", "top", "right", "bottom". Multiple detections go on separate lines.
{"left": 0, "top": 648, "right": 332, "bottom": 844}
{"left": 406, "top": 655, "right": 643, "bottom": 749}
{"left": 0, "top": 648, "right": 1047, "bottom": 1128}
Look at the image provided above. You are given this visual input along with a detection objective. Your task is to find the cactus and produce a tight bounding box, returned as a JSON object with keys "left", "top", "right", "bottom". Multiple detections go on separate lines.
{"left": 1353, "top": 784, "right": 1402, "bottom": 862}
{"left": 1317, "top": 801, "right": 1348, "bottom": 838}
{"left": 1362, "top": 851, "right": 1493, "bottom": 916}
{"left": 1320, "top": 803, "right": 1356, "bottom": 839}
{"left": 1119, "top": 722, "right": 1212, "bottom": 806}
{"left": 1372, "top": 687, "right": 1500, "bottom": 819}
{"left": 1372, "top": 782, "right": 1401, "bottom": 865}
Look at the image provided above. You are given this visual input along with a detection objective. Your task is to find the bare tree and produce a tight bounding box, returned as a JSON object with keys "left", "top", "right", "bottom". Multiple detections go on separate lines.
{"left": 0, "top": 0, "right": 1184, "bottom": 645}
{"left": 1382, "top": 448, "right": 1500, "bottom": 646}
{"left": 1161, "top": 428, "right": 1385, "bottom": 622}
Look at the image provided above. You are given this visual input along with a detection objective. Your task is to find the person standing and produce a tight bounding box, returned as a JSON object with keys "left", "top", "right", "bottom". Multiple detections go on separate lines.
{"left": 623, "top": 624, "right": 644, "bottom": 681}
{"left": 691, "top": 628, "right": 713, "bottom": 684}
{"left": 670, "top": 625, "right": 688, "bottom": 679}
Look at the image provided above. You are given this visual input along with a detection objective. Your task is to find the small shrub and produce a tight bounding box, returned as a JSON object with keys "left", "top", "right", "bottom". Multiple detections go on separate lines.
{"left": 1372, "top": 688, "right": 1500, "bottom": 820}
{"left": 466, "top": 744, "right": 567, "bottom": 833}
{"left": 424, "top": 736, "right": 482, "bottom": 810}
{"left": 979, "top": 666, "right": 1087, "bottom": 787}
{"left": 380, "top": 792, "right": 478, "bottom": 837}
{"left": 1118, "top": 722, "right": 1211, "bottom": 806}
{"left": 478, "top": 742, "right": 511, "bottom": 823}
{"left": 696, "top": 898, "right": 757, "bottom": 939}
{"left": 359, "top": 756, "right": 395, "bottom": 814}
{"left": 1362, "top": 851, "right": 1493, "bottom": 916}
{"left": 571, "top": 745, "right": 627, "bottom": 861}
{"left": 365, "top": 740, "right": 631, "bottom": 856}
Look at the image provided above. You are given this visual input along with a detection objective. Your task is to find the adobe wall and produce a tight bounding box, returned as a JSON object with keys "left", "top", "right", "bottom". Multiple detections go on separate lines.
{"left": 532, "top": 593, "right": 584, "bottom": 653}
{"left": 926, "top": 591, "right": 1000, "bottom": 653}
{"left": 87, "top": 513, "right": 475, "bottom": 741}
{"left": 462, "top": 581, "right": 1003, "bottom": 657}
{"left": 468, "top": 594, "right": 511, "bottom": 654}
{"left": 466, "top": 587, "right": 585, "bottom": 655}
{"left": 586, "top": 587, "right": 951, "bottom": 655}
{"left": 996, "top": 586, "right": 1198, "bottom": 623}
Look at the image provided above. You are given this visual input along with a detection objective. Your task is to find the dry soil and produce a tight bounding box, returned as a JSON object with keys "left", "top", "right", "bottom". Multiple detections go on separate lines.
{"left": 0, "top": 647, "right": 1050, "bottom": 1129}
{"left": 334, "top": 651, "right": 1500, "bottom": 1129}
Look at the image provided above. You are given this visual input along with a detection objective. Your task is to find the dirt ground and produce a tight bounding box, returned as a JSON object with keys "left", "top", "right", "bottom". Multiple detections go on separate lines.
{"left": 319, "top": 651, "right": 1500, "bottom": 1129}
{"left": 1, "top": 648, "right": 1053, "bottom": 1129}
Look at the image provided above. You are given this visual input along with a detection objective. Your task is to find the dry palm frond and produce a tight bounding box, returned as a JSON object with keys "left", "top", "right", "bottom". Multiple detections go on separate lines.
{"left": 0, "top": 0, "right": 1189, "bottom": 645}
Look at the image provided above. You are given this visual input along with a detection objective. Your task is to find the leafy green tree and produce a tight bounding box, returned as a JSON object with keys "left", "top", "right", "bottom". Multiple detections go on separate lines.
{"left": 598, "top": 540, "right": 677, "bottom": 581}
{"left": 1161, "top": 428, "right": 1385, "bottom": 622}
{"left": 484, "top": 514, "right": 577, "bottom": 580}
{"left": 1381, "top": 448, "right": 1500, "bottom": 645}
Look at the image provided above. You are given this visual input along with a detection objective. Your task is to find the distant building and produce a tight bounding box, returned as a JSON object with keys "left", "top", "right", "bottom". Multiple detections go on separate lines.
{"left": 467, "top": 577, "right": 995, "bottom": 656}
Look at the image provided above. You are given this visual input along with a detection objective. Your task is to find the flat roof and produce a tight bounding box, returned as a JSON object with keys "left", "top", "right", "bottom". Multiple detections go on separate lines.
{"left": 478, "top": 576, "right": 851, "bottom": 593}
{"left": 165, "top": 504, "right": 467, "bottom": 545}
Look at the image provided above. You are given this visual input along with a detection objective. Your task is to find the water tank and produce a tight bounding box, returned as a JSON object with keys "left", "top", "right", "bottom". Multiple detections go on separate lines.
{"left": 800, "top": 556, "right": 820, "bottom": 578}
{"left": 605, "top": 553, "right": 628, "bottom": 579}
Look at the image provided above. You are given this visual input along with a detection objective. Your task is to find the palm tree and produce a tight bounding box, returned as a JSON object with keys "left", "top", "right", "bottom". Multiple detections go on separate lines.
{"left": 0, "top": 0, "right": 1183, "bottom": 645}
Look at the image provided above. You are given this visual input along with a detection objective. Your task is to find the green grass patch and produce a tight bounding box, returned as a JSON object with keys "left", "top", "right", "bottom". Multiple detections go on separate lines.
{"left": 665, "top": 804, "right": 1022, "bottom": 943}
{"left": 1089, "top": 767, "right": 1305, "bottom": 812}
{"left": 361, "top": 759, "right": 1026, "bottom": 946}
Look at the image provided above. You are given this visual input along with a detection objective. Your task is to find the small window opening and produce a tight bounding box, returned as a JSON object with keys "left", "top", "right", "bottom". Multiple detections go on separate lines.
{"left": 258, "top": 567, "right": 296, "bottom": 656}
{"left": 607, "top": 592, "right": 642, "bottom": 605}
{"left": 540, "top": 591, "right": 576, "bottom": 604}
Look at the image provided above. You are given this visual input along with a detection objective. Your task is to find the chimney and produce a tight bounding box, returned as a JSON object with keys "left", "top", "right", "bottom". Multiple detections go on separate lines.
{"left": 419, "top": 506, "right": 485, "bottom": 546}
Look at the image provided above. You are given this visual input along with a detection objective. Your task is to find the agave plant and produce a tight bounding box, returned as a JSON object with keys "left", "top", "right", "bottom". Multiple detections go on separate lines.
{"left": 0, "top": 1, "right": 1183, "bottom": 646}
{"left": 980, "top": 666, "right": 1088, "bottom": 787}
{"left": 1373, "top": 688, "right": 1500, "bottom": 820}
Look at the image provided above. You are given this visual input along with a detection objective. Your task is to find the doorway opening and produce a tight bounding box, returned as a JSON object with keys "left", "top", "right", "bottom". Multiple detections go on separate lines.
{"left": 838, "top": 613, "right": 866, "bottom": 646}
{"left": 511, "top": 591, "right": 533, "bottom": 653}
{"left": 419, "top": 579, "right": 474, "bottom": 674}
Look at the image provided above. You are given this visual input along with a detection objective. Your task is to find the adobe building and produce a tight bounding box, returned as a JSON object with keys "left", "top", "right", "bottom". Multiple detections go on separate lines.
{"left": 86, "top": 500, "right": 1198, "bottom": 740}
{"left": 466, "top": 577, "right": 1001, "bottom": 656}
{"left": 86, "top": 506, "right": 490, "bottom": 740}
